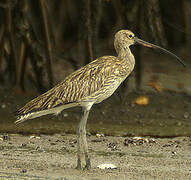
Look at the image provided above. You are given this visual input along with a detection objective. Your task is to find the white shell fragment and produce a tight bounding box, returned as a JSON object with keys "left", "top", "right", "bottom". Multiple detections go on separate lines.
{"left": 97, "top": 163, "right": 117, "bottom": 169}
{"left": 96, "top": 133, "right": 105, "bottom": 138}
{"left": 29, "top": 135, "right": 41, "bottom": 139}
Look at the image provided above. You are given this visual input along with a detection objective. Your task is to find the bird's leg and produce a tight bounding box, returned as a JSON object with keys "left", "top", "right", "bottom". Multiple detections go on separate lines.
{"left": 76, "top": 105, "right": 92, "bottom": 170}
{"left": 76, "top": 120, "right": 83, "bottom": 170}
{"left": 81, "top": 108, "right": 91, "bottom": 169}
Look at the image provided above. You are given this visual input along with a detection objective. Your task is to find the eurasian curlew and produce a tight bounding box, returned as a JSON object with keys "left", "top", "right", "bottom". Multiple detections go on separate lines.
{"left": 15, "top": 30, "right": 185, "bottom": 170}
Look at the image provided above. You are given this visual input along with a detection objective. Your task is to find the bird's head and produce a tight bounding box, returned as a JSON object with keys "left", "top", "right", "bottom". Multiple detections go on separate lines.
{"left": 114, "top": 30, "right": 136, "bottom": 52}
{"left": 114, "top": 29, "right": 186, "bottom": 67}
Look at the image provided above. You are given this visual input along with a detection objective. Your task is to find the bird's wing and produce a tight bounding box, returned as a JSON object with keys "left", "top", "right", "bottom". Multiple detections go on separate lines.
{"left": 16, "top": 56, "right": 128, "bottom": 118}
{"left": 54, "top": 56, "right": 129, "bottom": 102}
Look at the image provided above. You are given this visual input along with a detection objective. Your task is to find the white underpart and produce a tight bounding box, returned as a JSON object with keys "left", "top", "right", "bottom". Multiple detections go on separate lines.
{"left": 15, "top": 102, "right": 83, "bottom": 124}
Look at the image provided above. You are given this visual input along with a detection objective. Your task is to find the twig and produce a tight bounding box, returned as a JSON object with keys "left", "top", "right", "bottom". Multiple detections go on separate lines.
{"left": 6, "top": 0, "right": 17, "bottom": 84}
{"left": 17, "top": 41, "right": 27, "bottom": 91}
{"left": 39, "top": 0, "right": 54, "bottom": 88}
{"left": 93, "top": 0, "right": 102, "bottom": 56}
{"left": 86, "top": 0, "right": 93, "bottom": 62}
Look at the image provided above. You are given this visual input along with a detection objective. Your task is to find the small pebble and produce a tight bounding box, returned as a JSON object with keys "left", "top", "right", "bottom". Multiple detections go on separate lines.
{"left": 36, "top": 146, "right": 40, "bottom": 150}
{"left": 108, "top": 142, "right": 118, "bottom": 151}
{"left": 21, "top": 143, "right": 27, "bottom": 147}
{"left": 91, "top": 139, "right": 102, "bottom": 142}
{"left": 177, "top": 122, "right": 182, "bottom": 126}
{"left": 1, "top": 104, "right": 6, "bottom": 108}
{"left": 63, "top": 113, "right": 68, "bottom": 117}
{"left": 171, "top": 151, "right": 177, "bottom": 155}
{"left": 50, "top": 142, "right": 56, "bottom": 146}
{"left": 183, "top": 112, "right": 189, "bottom": 119}
{"left": 21, "top": 169, "right": 27, "bottom": 173}
{"left": 149, "top": 138, "right": 156, "bottom": 143}
{"left": 124, "top": 137, "right": 155, "bottom": 146}
{"left": 162, "top": 143, "right": 173, "bottom": 147}
{"left": 0, "top": 135, "right": 10, "bottom": 141}
{"left": 168, "top": 113, "right": 176, "bottom": 119}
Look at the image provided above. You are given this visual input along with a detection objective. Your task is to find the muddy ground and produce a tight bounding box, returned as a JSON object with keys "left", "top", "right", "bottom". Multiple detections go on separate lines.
{"left": 0, "top": 134, "right": 191, "bottom": 179}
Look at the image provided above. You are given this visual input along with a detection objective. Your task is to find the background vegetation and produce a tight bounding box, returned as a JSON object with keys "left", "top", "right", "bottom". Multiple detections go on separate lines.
{"left": 0, "top": 0, "right": 189, "bottom": 93}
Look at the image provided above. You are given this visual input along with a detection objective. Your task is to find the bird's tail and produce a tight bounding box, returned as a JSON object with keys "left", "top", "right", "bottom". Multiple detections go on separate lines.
{"left": 15, "top": 90, "right": 80, "bottom": 124}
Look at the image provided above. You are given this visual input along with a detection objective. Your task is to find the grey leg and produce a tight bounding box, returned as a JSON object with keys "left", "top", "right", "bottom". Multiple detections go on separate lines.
{"left": 81, "top": 108, "right": 91, "bottom": 169}
{"left": 76, "top": 105, "right": 92, "bottom": 170}
{"left": 76, "top": 120, "right": 83, "bottom": 170}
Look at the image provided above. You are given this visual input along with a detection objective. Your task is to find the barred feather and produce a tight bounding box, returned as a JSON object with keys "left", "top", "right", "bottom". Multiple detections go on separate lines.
{"left": 15, "top": 31, "right": 136, "bottom": 123}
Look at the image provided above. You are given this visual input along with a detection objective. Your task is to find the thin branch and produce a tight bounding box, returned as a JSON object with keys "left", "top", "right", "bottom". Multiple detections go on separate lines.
{"left": 134, "top": 0, "right": 144, "bottom": 90}
{"left": 86, "top": 0, "right": 93, "bottom": 62}
{"left": 6, "top": 0, "right": 17, "bottom": 84}
{"left": 146, "top": 0, "right": 167, "bottom": 46}
{"left": 17, "top": 41, "right": 27, "bottom": 91}
{"left": 0, "top": 26, "right": 5, "bottom": 82}
{"left": 93, "top": 0, "right": 102, "bottom": 56}
{"left": 39, "top": 0, "right": 54, "bottom": 88}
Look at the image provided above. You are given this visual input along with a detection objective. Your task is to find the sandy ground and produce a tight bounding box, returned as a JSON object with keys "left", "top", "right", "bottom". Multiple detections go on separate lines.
{"left": 0, "top": 133, "right": 191, "bottom": 179}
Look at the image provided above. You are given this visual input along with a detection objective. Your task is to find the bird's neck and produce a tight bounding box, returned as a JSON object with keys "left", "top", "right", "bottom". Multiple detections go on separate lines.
{"left": 118, "top": 47, "right": 135, "bottom": 69}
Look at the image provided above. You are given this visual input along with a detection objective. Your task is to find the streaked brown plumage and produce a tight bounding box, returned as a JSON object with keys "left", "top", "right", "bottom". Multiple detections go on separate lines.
{"left": 15, "top": 30, "right": 185, "bottom": 170}
{"left": 17, "top": 56, "right": 131, "bottom": 114}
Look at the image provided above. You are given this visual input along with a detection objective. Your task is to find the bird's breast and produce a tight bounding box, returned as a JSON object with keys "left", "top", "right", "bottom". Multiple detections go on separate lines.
{"left": 92, "top": 76, "right": 126, "bottom": 104}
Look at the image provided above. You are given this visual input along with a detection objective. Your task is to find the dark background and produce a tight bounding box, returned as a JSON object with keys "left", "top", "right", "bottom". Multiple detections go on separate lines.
{"left": 0, "top": 0, "right": 189, "bottom": 92}
{"left": 0, "top": 0, "right": 190, "bottom": 136}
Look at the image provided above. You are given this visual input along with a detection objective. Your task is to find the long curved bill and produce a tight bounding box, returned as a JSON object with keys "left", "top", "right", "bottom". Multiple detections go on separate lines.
{"left": 135, "top": 37, "right": 186, "bottom": 67}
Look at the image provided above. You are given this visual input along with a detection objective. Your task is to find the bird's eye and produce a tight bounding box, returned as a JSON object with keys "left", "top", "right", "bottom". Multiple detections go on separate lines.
{"left": 129, "top": 34, "right": 133, "bottom": 39}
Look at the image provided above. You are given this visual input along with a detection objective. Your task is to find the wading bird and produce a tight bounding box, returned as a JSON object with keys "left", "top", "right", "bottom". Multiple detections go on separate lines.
{"left": 15, "top": 30, "right": 185, "bottom": 170}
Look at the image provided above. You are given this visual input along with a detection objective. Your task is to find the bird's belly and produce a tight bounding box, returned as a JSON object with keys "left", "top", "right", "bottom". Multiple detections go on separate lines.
{"left": 93, "top": 78, "right": 125, "bottom": 104}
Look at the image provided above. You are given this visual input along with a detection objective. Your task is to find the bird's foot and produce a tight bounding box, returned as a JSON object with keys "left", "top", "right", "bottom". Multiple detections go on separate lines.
{"left": 84, "top": 158, "right": 91, "bottom": 170}
{"left": 76, "top": 159, "right": 82, "bottom": 170}
{"left": 76, "top": 164, "right": 82, "bottom": 170}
